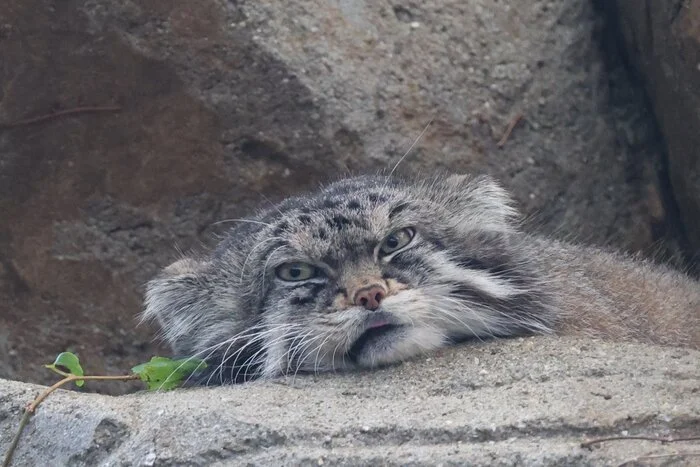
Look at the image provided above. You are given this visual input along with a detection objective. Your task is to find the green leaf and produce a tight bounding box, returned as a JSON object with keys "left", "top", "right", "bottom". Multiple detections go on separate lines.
{"left": 45, "top": 352, "right": 85, "bottom": 387}
{"left": 131, "top": 356, "right": 207, "bottom": 391}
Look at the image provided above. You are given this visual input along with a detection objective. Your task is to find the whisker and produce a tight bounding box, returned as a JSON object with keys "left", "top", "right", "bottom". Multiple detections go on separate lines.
{"left": 310, "top": 332, "right": 336, "bottom": 376}
{"left": 328, "top": 321, "right": 350, "bottom": 372}
{"left": 196, "top": 324, "right": 301, "bottom": 385}
{"left": 285, "top": 330, "right": 317, "bottom": 375}
{"left": 260, "top": 245, "right": 286, "bottom": 292}
{"left": 433, "top": 297, "right": 497, "bottom": 337}
{"left": 212, "top": 218, "right": 272, "bottom": 227}
{"left": 290, "top": 334, "right": 325, "bottom": 383}
{"left": 238, "top": 236, "right": 284, "bottom": 284}
{"left": 384, "top": 115, "right": 435, "bottom": 184}
{"left": 233, "top": 332, "right": 298, "bottom": 383}
{"left": 259, "top": 192, "right": 285, "bottom": 216}
{"left": 224, "top": 324, "right": 305, "bottom": 383}
{"left": 154, "top": 332, "right": 257, "bottom": 391}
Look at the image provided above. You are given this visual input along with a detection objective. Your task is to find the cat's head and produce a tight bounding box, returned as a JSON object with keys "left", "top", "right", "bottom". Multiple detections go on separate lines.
{"left": 143, "top": 174, "right": 552, "bottom": 384}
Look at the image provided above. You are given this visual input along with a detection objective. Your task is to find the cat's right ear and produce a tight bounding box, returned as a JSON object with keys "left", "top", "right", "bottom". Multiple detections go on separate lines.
{"left": 441, "top": 174, "right": 520, "bottom": 232}
{"left": 142, "top": 257, "right": 212, "bottom": 354}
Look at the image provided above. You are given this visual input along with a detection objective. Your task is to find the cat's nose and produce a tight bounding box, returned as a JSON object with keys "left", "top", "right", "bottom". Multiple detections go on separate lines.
{"left": 353, "top": 284, "right": 386, "bottom": 310}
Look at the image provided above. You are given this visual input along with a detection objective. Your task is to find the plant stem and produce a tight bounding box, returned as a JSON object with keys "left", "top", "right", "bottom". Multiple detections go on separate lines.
{"left": 1, "top": 411, "right": 31, "bottom": 467}
{"left": 25, "top": 375, "right": 139, "bottom": 413}
{"left": 2, "top": 374, "right": 140, "bottom": 467}
{"left": 0, "top": 106, "right": 121, "bottom": 129}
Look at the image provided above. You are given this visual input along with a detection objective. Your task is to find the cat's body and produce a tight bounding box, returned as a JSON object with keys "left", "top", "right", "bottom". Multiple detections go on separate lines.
{"left": 143, "top": 174, "right": 700, "bottom": 385}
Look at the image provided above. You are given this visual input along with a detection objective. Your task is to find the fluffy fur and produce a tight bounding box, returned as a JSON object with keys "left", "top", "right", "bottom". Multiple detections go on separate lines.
{"left": 142, "top": 174, "right": 700, "bottom": 384}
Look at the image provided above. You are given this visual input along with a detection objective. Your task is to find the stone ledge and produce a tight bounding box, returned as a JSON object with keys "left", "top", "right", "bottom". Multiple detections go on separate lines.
{"left": 2, "top": 337, "right": 698, "bottom": 466}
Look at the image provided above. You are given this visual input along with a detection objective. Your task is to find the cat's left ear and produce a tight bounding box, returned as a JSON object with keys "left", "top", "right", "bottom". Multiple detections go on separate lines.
{"left": 441, "top": 174, "right": 520, "bottom": 232}
{"left": 142, "top": 257, "right": 214, "bottom": 355}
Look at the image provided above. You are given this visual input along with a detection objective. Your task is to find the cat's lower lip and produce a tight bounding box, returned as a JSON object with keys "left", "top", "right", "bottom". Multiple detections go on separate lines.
{"left": 366, "top": 315, "right": 391, "bottom": 329}
{"left": 348, "top": 323, "right": 402, "bottom": 364}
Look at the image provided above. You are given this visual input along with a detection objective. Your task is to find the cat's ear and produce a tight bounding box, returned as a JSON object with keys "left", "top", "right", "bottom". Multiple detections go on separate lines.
{"left": 441, "top": 174, "right": 519, "bottom": 232}
{"left": 142, "top": 257, "right": 213, "bottom": 355}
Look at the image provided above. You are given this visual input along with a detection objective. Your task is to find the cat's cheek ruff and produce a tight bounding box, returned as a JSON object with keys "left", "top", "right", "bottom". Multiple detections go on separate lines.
{"left": 261, "top": 340, "right": 288, "bottom": 379}
{"left": 425, "top": 250, "right": 521, "bottom": 299}
{"left": 382, "top": 286, "right": 503, "bottom": 340}
{"left": 258, "top": 313, "right": 300, "bottom": 379}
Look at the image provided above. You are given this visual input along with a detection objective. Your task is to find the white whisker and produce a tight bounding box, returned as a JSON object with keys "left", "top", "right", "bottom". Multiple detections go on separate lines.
{"left": 387, "top": 115, "right": 435, "bottom": 180}
{"left": 212, "top": 218, "right": 272, "bottom": 227}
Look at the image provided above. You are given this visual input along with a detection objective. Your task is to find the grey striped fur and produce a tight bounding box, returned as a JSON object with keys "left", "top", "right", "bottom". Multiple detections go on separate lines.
{"left": 143, "top": 174, "right": 700, "bottom": 384}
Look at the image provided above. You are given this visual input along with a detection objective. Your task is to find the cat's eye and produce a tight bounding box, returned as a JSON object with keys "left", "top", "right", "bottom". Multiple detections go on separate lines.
{"left": 379, "top": 228, "right": 415, "bottom": 256}
{"left": 275, "top": 262, "right": 317, "bottom": 281}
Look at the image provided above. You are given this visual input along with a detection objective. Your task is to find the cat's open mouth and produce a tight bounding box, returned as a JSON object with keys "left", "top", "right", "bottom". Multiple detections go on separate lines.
{"left": 348, "top": 323, "right": 402, "bottom": 363}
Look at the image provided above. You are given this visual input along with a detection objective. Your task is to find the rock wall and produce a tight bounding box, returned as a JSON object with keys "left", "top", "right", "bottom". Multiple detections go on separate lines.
{"left": 0, "top": 0, "right": 691, "bottom": 387}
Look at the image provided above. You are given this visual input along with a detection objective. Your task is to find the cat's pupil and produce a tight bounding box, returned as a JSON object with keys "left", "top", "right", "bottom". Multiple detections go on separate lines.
{"left": 290, "top": 267, "right": 301, "bottom": 278}
{"left": 386, "top": 236, "right": 399, "bottom": 248}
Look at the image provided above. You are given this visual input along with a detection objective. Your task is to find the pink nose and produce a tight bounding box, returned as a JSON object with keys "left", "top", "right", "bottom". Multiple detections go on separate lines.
{"left": 353, "top": 285, "right": 386, "bottom": 310}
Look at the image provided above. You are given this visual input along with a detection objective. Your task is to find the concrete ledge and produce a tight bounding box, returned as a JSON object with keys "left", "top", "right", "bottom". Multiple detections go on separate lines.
{"left": 2, "top": 337, "right": 699, "bottom": 466}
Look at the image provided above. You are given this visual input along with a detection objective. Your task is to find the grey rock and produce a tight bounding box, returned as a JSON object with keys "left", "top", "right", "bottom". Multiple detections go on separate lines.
{"left": 0, "top": 0, "right": 687, "bottom": 388}
{"left": 1, "top": 337, "right": 699, "bottom": 466}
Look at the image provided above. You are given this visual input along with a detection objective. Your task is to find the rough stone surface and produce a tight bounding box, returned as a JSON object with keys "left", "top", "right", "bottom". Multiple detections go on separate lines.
{"left": 1, "top": 338, "right": 699, "bottom": 466}
{"left": 0, "top": 0, "right": 689, "bottom": 388}
{"left": 603, "top": 0, "right": 700, "bottom": 258}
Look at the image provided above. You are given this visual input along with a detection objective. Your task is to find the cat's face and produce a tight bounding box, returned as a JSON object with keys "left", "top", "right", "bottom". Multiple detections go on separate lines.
{"left": 144, "top": 174, "right": 552, "bottom": 384}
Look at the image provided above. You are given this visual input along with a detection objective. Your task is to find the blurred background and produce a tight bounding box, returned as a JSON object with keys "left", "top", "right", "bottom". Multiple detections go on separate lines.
{"left": 1, "top": 0, "right": 698, "bottom": 391}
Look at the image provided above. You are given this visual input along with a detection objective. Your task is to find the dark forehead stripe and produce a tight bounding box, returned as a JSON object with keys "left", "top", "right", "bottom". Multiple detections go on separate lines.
{"left": 271, "top": 221, "right": 290, "bottom": 236}
{"left": 325, "top": 215, "right": 353, "bottom": 231}
{"left": 388, "top": 202, "right": 410, "bottom": 220}
{"left": 320, "top": 235, "right": 377, "bottom": 268}
{"left": 367, "top": 192, "right": 389, "bottom": 203}
{"left": 346, "top": 200, "right": 362, "bottom": 210}
{"left": 323, "top": 198, "right": 341, "bottom": 208}
{"left": 264, "top": 239, "right": 287, "bottom": 252}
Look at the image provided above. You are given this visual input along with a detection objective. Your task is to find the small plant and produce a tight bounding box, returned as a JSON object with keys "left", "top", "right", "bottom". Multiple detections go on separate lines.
{"left": 2, "top": 352, "right": 206, "bottom": 467}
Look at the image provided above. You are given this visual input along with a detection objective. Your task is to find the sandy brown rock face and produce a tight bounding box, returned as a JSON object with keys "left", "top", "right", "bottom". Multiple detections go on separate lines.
{"left": 0, "top": 0, "right": 690, "bottom": 388}
{"left": 603, "top": 0, "right": 700, "bottom": 258}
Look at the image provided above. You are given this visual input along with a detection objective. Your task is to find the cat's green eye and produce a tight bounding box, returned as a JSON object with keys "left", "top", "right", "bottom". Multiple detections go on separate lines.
{"left": 276, "top": 262, "right": 317, "bottom": 281}
{"left": 379, "top": 228, "right": 415, "bottom": 255}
